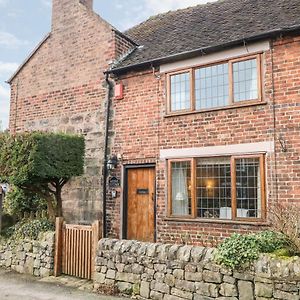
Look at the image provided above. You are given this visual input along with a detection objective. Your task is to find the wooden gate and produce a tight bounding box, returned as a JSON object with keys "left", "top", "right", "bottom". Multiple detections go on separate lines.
{"left": 54, "top": 218, "right": 101, "bottom": 280}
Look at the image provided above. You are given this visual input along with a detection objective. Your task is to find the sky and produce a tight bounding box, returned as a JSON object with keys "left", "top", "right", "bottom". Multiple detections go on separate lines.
{"left": 0, "top": 0, "right": 216, "bottom": 130}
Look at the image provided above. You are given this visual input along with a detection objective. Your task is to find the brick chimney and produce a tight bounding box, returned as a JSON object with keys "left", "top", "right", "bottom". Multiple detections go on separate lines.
{"left": 79, "top": 0, "right": 93, "bottom": 9}
{"left": 52, "top": 0, "right": 94, "bottom": 32}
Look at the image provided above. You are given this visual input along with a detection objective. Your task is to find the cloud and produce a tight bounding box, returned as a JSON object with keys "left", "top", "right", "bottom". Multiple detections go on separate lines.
{"left": 41, "top": 0, "right": 52, "bottom": 8}
{"left": 145, "top": 0, "right": 216, "bottom": 14}
{"left": 0, "top": 0, "right": 8, "bottom": 7}
{"left": 0, "top": 62, "right": 18, "bottom": 77}
{"left": 115, "top": 3, "right": 124, "bottom": 9}
{"left": 119, "top": 0, "right": 217, "bottom": 30}
{"left": 0, "top": 31, "right": 29, "bottom": 49}
{"left": 0, "top": 84, "right": 10, "bottom": 129}
{"left": 0, "top": 85, "right": 9, "bottom": 99}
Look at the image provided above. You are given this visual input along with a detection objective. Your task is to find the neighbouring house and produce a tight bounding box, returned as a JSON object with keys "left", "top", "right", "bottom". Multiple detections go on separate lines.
{"left": 8, "top": 0, "right": 300, "bottom": 245}
{"left": 7, "top": 0, "right": 136, "bottom": 223}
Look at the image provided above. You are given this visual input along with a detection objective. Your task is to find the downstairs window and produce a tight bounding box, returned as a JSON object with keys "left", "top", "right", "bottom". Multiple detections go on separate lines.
{"left": 168, "top": 155, "right": 266, "bottom": 221}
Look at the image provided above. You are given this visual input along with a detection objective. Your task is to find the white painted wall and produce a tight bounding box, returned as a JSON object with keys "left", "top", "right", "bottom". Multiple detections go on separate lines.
{"left": 160, "top": 141, "right": 274, "bottom": 160}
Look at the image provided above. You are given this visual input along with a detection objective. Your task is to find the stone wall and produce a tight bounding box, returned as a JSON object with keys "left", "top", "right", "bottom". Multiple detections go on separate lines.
{"left": 0, "top": 232, "right": 55, "bottom": 277}
{"left": 95, "top": 239, "right": 300, "bottom": 300}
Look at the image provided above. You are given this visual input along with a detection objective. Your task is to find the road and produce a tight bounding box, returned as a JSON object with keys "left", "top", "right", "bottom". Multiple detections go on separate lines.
{"left": 0, "top": 269, "right": 125, "bottom": 300}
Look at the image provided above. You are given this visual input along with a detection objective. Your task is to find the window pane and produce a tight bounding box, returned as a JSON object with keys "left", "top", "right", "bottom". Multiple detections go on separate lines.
{"left": 171, "top": 161, "right": 191, "bottom": 216}
{"left": 195, "top": 63, "right": 229, "bottom": 110}
{"left": 235, "top": 158, "right": 261, "bottom": 218}
{"left": 196, "top": 158, "right": 231, "bottom": 219}
{"left": 170, "top": 73, "right": 191, "bottom": 111}
{"left": 233, "top": 58, "right": 258, "bottom": 102}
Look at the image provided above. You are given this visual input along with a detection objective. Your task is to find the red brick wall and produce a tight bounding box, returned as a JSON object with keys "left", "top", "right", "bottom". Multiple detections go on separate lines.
{"left": 9, "top": 0, "right": 134, "bottom": 223}
{"left": 271, "top": 36, "right": 300, "bottom": 205}
{"left": 108, "top": 34, "right": 300, "bottom": 245}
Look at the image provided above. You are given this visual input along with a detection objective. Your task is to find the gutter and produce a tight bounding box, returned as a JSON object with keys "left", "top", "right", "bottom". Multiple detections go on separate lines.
{"left": 107, "top": 25, "right": 300, "bottom": 75}
{"left": 102, "top": 73, "right": 113, "bottom": 238}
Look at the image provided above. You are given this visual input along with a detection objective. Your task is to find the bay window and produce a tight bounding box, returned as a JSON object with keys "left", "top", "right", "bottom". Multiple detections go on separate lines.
{"left": 168, "top": 155, "right": 266, "bottom": 221}
{"left": 167, "top": 54, "right": 262, "bottom": 114}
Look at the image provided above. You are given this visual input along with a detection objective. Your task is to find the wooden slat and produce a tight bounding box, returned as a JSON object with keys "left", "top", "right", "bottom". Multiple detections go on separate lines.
{"left": 75, "top": 229, "right": 78, "bottom": 277}
{"left": 86, "top": 230, "right": 89, "bottom": 279}
{"left": 87, "top": 230, "right": 90, "bottom": 280}
{"left": 79, "top": 229, "right": 82, "bottom": 278}
{"left": 67, "top": 228, "right": 71, "bottom": 275}
{"left": 62, "top": 225, "right": 66, "bottom": 274}
{"left": 71, "top": 228, "right": 75, "bottom": 276}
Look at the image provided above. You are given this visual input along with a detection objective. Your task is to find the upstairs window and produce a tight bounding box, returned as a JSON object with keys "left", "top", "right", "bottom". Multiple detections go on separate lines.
{"left": 167, "top": 54, "right": 262, "bottom": 113}
{"left": 233, "top": 58, "right": 258, "bottom": 102}
{"left": 195, "top": 63, "right": 229, "bottom": 110}
{"left": 170, "top": 71, "right": 191, "bottom": 111}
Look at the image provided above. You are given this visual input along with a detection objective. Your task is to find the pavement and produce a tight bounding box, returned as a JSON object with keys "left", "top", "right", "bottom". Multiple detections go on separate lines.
{"left": 0, "top": 269, "right": 125, "bottom": 300}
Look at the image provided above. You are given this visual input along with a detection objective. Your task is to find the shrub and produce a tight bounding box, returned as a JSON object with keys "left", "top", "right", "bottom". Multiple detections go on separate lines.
{"left": 0, "top": 132, "right": 85, "bottom": 219}
{"left": 255, "top": 230, "right": 288, "bottom": 253}
{"left": 8, "top": 218, "right": 54, "bottom": 241}
{"left": 215, "top": 231, "right": 289, "bottom": 269}
{"left": 215, "top": 233, "right": 260, "bottom": 269}
{"left": 269, "top": 202, "right": 300, "bottom": 254}
{"left": 4, "top": 186, "right": 47, "bottom": 216}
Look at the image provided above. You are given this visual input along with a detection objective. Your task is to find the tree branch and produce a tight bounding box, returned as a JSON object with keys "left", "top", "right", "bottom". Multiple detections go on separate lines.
{"left": 50, "top": 182, "right": 57, "bottom": 189}
{"left": 48, "top": 188, "right": 56, "bottom": 195}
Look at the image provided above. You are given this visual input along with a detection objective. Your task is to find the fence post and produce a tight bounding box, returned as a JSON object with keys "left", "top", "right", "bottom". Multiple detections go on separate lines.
{"left": 54, "top": 217, "right": 64, "bottom": 277}
{"left": 92, "top": 220, "right": 102, "bottom": 279}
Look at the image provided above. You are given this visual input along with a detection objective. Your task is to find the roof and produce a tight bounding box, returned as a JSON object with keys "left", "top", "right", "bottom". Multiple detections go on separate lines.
{"left": 111, "top": 0, "right": 300, "bottom": 73}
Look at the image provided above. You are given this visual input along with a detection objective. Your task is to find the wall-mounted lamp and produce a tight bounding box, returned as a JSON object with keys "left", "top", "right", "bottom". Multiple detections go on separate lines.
{"left": 107, "top": 155, "right": 118, "bottom": 170}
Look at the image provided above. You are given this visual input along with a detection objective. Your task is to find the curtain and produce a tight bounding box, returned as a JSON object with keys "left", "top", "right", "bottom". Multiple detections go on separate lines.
{"left": 257, "top": 164, "right": 261, "bottom": 218}
{"left": 172, "top": 164, "right": 189, "bottom": 215}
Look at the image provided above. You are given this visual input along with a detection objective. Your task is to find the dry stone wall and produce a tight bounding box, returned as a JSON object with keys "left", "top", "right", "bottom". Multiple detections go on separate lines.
{"left": 0, "top": 232, "right": 55, "bottom": 277}
{"left": 95, "top": 239, "right": 300, "bottom": 300}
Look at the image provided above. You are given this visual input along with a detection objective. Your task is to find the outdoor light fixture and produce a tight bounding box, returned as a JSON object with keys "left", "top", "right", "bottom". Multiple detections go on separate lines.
{"left": 107, "top": 155, "right": 118, "bottom": 170}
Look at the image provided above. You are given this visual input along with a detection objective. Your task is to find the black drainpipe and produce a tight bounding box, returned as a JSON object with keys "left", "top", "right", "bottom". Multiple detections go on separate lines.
{"left": 102, "top": 73, "right": 113, "bottom": 238}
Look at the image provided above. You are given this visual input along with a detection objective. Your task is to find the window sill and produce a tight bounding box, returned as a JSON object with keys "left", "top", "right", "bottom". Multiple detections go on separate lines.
{"left": 163, "top": 217, "right": 269, "bottom": 226}
{"left": 165, "top": 100, "right": 267, "bottom": 118}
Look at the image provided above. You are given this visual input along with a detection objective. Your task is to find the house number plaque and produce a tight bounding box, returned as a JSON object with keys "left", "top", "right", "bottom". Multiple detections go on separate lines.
{"left": 109, "top": 176, "right": 120, "bottom": 188}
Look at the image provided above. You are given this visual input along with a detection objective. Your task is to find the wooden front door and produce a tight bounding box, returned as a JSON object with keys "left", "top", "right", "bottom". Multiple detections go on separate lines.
{"left": 126, "top": 167, "right": 155, "bottom": 242}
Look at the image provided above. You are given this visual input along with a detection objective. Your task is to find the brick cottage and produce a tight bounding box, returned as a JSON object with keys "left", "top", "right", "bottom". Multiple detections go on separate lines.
{"left": 8, "top": 0, "right": 300, "bottom": 245}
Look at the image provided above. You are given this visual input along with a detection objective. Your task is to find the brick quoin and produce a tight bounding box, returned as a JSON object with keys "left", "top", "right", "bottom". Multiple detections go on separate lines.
{"left": 8, "top": 0, "right": 135, "bottom": 223}
{"left": 108, "top": 34, "right": 300, "bottom": 245}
